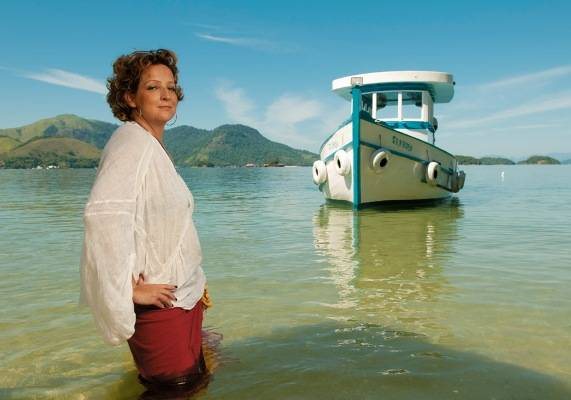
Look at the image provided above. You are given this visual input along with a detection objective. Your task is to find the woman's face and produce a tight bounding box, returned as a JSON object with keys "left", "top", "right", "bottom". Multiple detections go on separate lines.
{"left": 127, "top": 64, "right": 178, "bottom": 125}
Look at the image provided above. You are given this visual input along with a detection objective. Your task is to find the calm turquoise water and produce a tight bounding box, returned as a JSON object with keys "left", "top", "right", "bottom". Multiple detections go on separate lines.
{"left": 0, "top": 165, "right": 570, "bottom": 399}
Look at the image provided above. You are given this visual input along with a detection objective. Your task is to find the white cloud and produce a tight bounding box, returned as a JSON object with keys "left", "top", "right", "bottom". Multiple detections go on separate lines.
{"left": 195, "top": 32, "right": 297, "bottom": 53}
{"left": 214, "top": 83, "right": 257, "bottom": 126}
{"left": 437, "top": 65, "right": 571, "bottom": 150}
{"left": 197, "top": 33, "right": 247, "bottom": 45}
{"left": 486, "top": 122, "right": 564, "bottom": 132}
{"left": 214, "top": 82, "right": 333, "bottom": 150}
{"left": 265, "top": 95, "right": 322, "bottom": 126}
{"left": 185, "top": 22, "right": 223, "bottom": 31}
{"left": 478, "top": 65, "right": 571, "bottom": 90}
{"left": 446, "top": 91, "right": 571, "bottom": 130}
{"left": 21, "top": 68, "right": 106, "bottom": 94}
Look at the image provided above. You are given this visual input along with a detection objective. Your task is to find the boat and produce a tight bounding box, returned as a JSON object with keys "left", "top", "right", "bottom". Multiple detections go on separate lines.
{"left": 312, "top": 71, "right": 466, "bottom": 208}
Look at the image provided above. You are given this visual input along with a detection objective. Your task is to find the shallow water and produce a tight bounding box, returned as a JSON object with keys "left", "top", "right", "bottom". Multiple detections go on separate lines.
{"left": 0, "top": 165, "right": 570, "bottom": 399}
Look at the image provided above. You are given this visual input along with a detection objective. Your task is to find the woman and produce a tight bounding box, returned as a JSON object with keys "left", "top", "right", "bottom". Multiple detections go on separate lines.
{"left": 80, "top": 49, "right": 211, "bottom": 387}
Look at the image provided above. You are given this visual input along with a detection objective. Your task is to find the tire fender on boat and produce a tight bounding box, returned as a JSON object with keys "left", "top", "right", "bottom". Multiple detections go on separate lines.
{"left": 370, "top": 149, "right": 390, "bottom": 173}
{"left": 334, "top": 150, "right": 351, "bottom": 176}
{"left": 312, "top": 160, "right": 328, "bottom": 185}
{"left": 426, "top": 161, "right": 440, "bottom": 185}
{"left": 451, "top": 170, "right": 466, "bottom": 192}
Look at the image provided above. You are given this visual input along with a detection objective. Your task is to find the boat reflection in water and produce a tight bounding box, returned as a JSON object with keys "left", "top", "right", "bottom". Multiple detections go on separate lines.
{"left": 312, "top": 199, "right": 463, "bottom": 338}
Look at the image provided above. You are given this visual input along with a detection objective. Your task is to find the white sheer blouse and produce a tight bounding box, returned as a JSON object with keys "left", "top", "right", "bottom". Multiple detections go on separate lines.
{"left": 80, "top": 121, "right": 206, "bottom": 345}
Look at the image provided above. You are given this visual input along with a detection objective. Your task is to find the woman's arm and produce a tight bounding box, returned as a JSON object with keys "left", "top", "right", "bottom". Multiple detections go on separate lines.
{"left": 80, "top": 129, "right": 154, "bottom": 345}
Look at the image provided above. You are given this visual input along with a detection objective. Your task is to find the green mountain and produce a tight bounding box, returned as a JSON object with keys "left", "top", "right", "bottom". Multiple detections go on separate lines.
{"left": 456, "top": 155, "right": 480, "bottom": 165}
{"left": 547, "top": 152, "right": 571, "bottom": 162}
{"left": 456, "top": 155, "right": 515, "bottom": 165}
{"left": 0, "top": 115, "right": 318, "bottom": 168}
{"left": 518, "top": 155, "right": 560, "bottom": 165}
{"left": 166, "top": 124, "right": 317, "bottom": 167}
{"left": 458, "top": 154, "right": 567, "bottom": 166}
{"left": 0, "top": 135, "right": 22, "bottom": 154}
{"left": 479, "top": 157, "right": 515, "bottom": 165}
{"left": 0, "top": 137, "right": 101, "bottom": 168}
{"left": 0, "top": 114, "right": 116, "bottom": 149}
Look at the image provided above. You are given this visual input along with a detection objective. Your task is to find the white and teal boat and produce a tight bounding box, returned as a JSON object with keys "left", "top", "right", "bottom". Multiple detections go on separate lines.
{"left": 312, "top": 71, "right": 466, "bottom": 208}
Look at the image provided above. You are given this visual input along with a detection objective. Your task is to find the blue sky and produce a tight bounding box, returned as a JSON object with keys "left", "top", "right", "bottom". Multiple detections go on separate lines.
{"left": 1, "top": 0, "right": 570, "bottom": 158}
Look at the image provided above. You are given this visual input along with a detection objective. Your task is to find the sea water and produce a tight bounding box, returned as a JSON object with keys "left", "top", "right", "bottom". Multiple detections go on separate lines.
{"left": 0, "top": 165, "right": 570, "bottom": 399}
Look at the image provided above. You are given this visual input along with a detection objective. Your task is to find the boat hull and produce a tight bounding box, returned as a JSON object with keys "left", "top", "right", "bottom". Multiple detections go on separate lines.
{"left": 316, "top": 117, "right": 464, "bottom": 207}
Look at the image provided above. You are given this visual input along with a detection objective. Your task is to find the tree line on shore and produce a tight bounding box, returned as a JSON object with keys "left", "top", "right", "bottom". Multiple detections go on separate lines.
{"left": 0, "top": 114, "right": 316, "bottom": 169}
{"left": 0, "top": 115, "right": 568, "bottom": 169}
{"left": 456, "top": 155, "right": 565, "bottom": 165}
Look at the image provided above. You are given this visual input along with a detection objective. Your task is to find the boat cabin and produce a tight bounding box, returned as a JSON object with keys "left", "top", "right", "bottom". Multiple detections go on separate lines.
{"left": 332, "top": 71, "right": 455, "bottom": 144}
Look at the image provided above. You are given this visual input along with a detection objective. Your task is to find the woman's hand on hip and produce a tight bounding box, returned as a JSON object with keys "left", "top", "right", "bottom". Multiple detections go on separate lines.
{"left": 132, "top": 274, "right": 177, "bottom": 308}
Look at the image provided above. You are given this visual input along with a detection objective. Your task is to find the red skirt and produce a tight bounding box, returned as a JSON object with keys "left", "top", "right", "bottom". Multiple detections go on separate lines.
{"left": 128, "top": 302, "right": 204, "bottom": 383}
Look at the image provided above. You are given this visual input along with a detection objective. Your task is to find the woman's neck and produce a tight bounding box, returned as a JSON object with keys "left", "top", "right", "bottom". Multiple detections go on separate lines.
{"left": 132, "top": 115, "right": 165, "bottom": 144}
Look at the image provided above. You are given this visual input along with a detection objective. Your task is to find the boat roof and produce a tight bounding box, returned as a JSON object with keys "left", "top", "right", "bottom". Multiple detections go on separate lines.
{"left": 332, "top": 71, "right": 455, "bottom": 103}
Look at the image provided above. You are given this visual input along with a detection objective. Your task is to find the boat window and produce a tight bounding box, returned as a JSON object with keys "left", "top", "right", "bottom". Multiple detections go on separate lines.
{"left": 361, "top": 94, "right": 373, "bottom": 116}
{"left": 374, "top": 92, "right": 398, "bottom": 120}
{"left": 400, "top": 91, "right": 422, "bottom": 120}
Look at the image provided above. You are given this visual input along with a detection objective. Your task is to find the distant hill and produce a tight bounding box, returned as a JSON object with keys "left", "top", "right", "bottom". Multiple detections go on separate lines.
{"left": 456, "top": 154, "right": 567, "bottom": 165}
{"left": 0, "top": 115, "right": 318, "bottom": 168}
{"left": 479, "top": 157, "right": 515, "bottom": 165}
{"left": 0, "top": 135, "right": 22, "bottom": 154}
{"left": 0, "top": 114, "right": 116, "bottom": 149}
{"left": 456, "top": 155, "right": 515, "bottom": 165}
{"left": 455, "top": 155, "right": 479, "bottom": 165}
{"left": 547, "top": 152, "right": 571, "bottom": 162}
{"left": 0, "top": 137, "right": 101, "bottom": 168}
{"left": 517, "top": 155, "right": 560, "bottom": 165}
{"left": 166, "top": 124, "right": 317, "bottom": 167}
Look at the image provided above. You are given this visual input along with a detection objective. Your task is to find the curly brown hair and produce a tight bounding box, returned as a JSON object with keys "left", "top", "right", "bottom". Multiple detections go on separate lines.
{"left": 106, "top": 49, "right": 184, "bottom": 121}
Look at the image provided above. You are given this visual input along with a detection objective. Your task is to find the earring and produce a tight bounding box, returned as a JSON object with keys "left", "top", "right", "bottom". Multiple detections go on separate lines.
{"left": 167, "top": 113, "right": 177, "bottom": 127}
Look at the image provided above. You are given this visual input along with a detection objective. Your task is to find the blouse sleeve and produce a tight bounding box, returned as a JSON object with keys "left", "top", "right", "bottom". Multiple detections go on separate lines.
{"left": 79, "top": 134, "right": 153, "bottom": 345}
